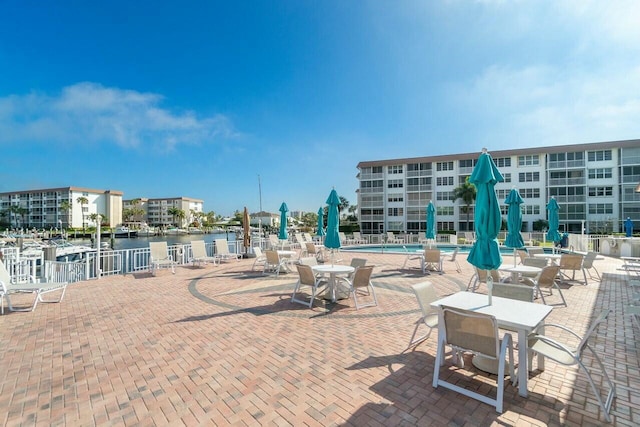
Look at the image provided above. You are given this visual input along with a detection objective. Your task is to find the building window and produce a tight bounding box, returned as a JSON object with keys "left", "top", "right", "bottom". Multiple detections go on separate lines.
{"left": 503, "top": 173, "right": 511, "bottom": 183}
{"left": 588, "top": 203, "right": 613, "bottom": 214}
{"left": 518, "top": 155, "right": 539, "bottom": 166}
{"left": 387, "top": 165, "right": 403, "bottom": 174}
{"left": 588, "top": 186, "right": 613, "bottom": 197}
{"left": 494, "top": 157, "right": 511, "bottom": 168}
{"left": 459, "top": 159, "right": 474, "bottom": 168}
{"left": 496, "top": 189, "right": 509, "bottom": 200}
{"left": 436, "top": 191, "right": 454, "bottom": 201}
{"left": 437, "top": 206, "right": 454, "bottom": 215}
{"left": 587, "top": 150, "right": 612, "bottom": 161}
{"left": 387, "top": 194, "right": 404, "bottom": 203}
{"left": 436, "top": 176, "right": 454, "bottom": 186}
{"left": 437, "top": 222, "right": 455, "bottom": 231}
{"left": 436, "top": 161, "right": 454, "bottom": 171}
{"left": 518, "top": 172, "right": 540, "bottom": 182}
{"left": 588, "top": 168, "right": 612, "bottom": 179}
{"left": 523, "top": 205, "right": 541, "bottom": 215}
{"left": 387, "top": 179, "right": 403, "bottom": 188}
{"left": 388, "top": 208, "right": 404, "bottom": 216}
{"left": 407, "top": 162, "right": 431, "bottom": 172}
{"left": 521, "top": 188, "right": 540, "bottom": 198}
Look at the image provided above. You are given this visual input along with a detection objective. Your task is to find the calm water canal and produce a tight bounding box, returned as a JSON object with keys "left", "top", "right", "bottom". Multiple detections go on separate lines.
{"left": 68, "top": 231, "right": 239, "bottom": 251}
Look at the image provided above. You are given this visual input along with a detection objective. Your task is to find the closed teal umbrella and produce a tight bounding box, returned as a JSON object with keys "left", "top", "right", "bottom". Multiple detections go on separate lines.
{"left": 316, "top": 207, "right": 326, "bottom": 237}
{"left": 278, "top": 202, "right": 288, "bottom": 240}
{"left": 324, "top": 189, "right": 341, "bottom": 253}
{"left": 504, "top": 188, "right": 525, "bottom": 249}
{"left": 467, "top": 149, "right": 504, "bottom": 270}
{"left": 546, "top": 197, "right": 561, "bottom": 243}
{"left": 426, "top": 201, "right": 436, "bottom": 240}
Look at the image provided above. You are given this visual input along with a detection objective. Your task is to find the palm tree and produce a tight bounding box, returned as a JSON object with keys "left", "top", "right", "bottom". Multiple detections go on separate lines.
{"left": 452, "top": 177, "right": 477, "bottom": 231}
{"left": 76, "top": 196, "right": 89, "bottom": 231}
{"left": 167, "top": 207, "right": 184, "bottom": 227}
{"left": 59, "top": 200, "right": 71, "bottom": 229}
{"left": 338, "top": 196, "right": 350, "bottom": 214}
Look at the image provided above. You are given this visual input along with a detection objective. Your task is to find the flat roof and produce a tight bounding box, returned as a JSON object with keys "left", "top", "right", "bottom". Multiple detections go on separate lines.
{"left": 357, "top": 138, "right": 640, "bottom": 168}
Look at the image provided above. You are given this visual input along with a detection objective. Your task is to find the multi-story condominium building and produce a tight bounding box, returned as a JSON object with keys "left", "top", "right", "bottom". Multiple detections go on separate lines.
{"left": 124, "top": 197, "right": 204, "bottom": 228}
{"left": 356, "top": 139, "right": 640, "bottom": 236}
{"left": 0, "top": 187, "right": 123, "bottom": 229}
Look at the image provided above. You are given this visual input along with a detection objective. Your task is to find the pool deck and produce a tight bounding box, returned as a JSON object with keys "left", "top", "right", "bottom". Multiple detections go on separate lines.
{"left": 1, "top": 251, "right": 639, "bottom": 426}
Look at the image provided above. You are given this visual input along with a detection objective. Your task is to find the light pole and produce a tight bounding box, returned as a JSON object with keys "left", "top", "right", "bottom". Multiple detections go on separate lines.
{"left": 58, "top": 219, "right": 63, "bottom": 238}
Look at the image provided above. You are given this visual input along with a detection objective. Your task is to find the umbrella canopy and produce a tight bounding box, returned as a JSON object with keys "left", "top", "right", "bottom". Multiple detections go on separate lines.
{"left": 625, "top": 217, "right": 634, "bottom": 237}
{"left": 467, "top": 149, "right": 504, "bottom": 270}
{"left": 278, "top": 202, "right": 288, "bottom": 240}
{"left": 242, "top": 207, "right": 251, "bottom": 250}
{"left": 316, "top": 207, "right": 326, "bottom": 236}
{"left": 504, "top": 188, "right": 525, "bottom": 249}
{"left": 546, "top": 197, "right": 561, "bottom": 242}
{"left": 426, "top": 201, "right": 436, "bottom": 239}
{"left": 324, "top": 189, "right": 341, "bottom": 250}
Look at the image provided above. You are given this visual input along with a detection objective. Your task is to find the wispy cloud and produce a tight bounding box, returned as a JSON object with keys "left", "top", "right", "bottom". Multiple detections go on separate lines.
{"left": 0, "top": 82, "right": 238, "bottom": 150}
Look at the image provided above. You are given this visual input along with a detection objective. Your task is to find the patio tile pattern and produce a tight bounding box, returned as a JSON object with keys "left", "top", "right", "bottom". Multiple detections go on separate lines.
{"left": 1, "top": 251, "right": 638, "bottom": 426}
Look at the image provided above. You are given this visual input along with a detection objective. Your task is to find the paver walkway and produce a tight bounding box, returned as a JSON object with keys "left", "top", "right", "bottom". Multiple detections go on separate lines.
{"left": 1, "top": 251, "right": 638, "bottom": 426}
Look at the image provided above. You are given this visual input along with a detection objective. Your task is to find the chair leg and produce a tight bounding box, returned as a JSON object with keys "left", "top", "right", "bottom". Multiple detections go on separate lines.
{"left": 579, "top": 347, "right": 616, "bottom": 423}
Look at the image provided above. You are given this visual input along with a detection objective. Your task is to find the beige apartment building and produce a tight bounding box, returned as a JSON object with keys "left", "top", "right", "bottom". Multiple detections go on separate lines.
{"left": 123, "top": 197, "right": 204, "bottom": 228}
{"left": 0, "top": 187, "right": 123, "bottom": 229}
{"left": 356, "top": 139, "right": 640, "bottom": 236}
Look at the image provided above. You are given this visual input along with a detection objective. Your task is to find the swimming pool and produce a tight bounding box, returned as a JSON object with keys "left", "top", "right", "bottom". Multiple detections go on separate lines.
{"left": 340, "top": 244, "right": 548, "bottom": 255}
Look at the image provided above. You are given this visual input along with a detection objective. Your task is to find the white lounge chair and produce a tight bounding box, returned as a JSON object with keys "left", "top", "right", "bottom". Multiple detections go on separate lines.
{"left": 149, "top": 241, "right": 177, "bottom": 275}
{"left": 214, "top": 239, "right": 241, "bottom": 262}
{"left": 189, "top": 240, "right": 218, "bottom": 267}
{"left": 251, "top": 246, "right": 267, "bottom": 271}
{"left": 0, "top": 261, "right": 68, "bottom": 313}
{"left": 386, "top": 232, "right": 404, "bottom": 244}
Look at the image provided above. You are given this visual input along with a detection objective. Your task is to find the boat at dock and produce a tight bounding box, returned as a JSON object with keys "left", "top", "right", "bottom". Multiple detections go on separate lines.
{"left": 113, "top": 225, "right": 138, "bottom": 238}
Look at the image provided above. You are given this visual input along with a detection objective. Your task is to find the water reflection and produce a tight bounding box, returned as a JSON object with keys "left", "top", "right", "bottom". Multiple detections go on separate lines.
{"left": 69, "top": 231, "right": 239, "bottom": 251}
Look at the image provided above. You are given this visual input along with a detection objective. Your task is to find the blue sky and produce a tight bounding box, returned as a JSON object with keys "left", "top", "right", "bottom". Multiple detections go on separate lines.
{"left": 1, "top": 1, "right": 639, "bottom": 216}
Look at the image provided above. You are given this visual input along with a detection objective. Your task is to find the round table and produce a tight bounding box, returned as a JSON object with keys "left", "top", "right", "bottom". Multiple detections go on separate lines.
{"left": 498, "top": 264, "right": 542, "bottom": 283}
{"left": 312, "top": 265, "right": 354, "bottom": 302}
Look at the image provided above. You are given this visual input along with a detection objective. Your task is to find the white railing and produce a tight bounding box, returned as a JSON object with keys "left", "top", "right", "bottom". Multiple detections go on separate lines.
{"left": 2, "top": 239, "right": 247, "bottom": 283}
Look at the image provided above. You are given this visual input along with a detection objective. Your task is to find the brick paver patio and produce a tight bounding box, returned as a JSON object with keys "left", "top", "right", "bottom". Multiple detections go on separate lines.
{"left": 1, "top": 251, "right": 638, "bottom": 426}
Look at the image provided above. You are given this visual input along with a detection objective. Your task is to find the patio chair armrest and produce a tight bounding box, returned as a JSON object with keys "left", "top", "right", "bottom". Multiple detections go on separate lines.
{"left": 532, "top": 323, "right": 582, "bottom": 341}
{"left": 528, "top": 333, "right": 576, "bottom": 355}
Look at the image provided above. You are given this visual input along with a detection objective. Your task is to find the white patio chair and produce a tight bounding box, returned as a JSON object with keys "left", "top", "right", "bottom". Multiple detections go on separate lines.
{"left": 559, "top": 253, "right": 587, "bottom": 285}
{"left": 251, "top": 246, "right": 267, "bottom": 271}
{"left": 521, "top": 265, "right": 567, "bottom": 307}
{"left": 263, "top": 250, "right": 287, "bottom": 276}
{"left": 149, "top": 241, "right": 177, "bottom": 275}
{"left": 433, "top": 305, "right": 515, "bottom": 413}
{"left": 386, "top": 232, "right": 404, "bottom": 244}
{"left": 408, "top": 281, "right": 439, "bottom": 348}
{"left": 0, "top": 261, "right": 68, "bottom": 313}
{"left": 467, "top": 267, "right": 502, "bottom": 292}
{"left": 401, "top": 246, "right": 423, "bottom": 270}
{"left": 445, "top": 247, "right": 461, "bottom": 273}
{"left": 291, "top": 264, "right": 328, "bottom": 308}
{"left": 581, "top": 252, "right": 601, "bottom": 281}
{"left": 422, "top": 248, "right": 443, "bottom": 274}
{"left": 528, "top": 310, "right": 616, "bottom": 422}
{"left": 189, "top": 240, "right": 218, "bottom": 267}
{"left": 342, "top": 265, "right": 377, "bottom": 309}
{"left": 214, "top": 239, "right": 241, "bottom": 262}
{"left": 305, "top": 242, "right": 325, "bottom": 262}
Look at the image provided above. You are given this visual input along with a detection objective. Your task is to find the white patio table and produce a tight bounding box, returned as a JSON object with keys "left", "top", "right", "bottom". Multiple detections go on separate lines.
{"left": 431, "top": 291, "right": 553, "bottom": 397}
{"left": 312, "top": 264, "right": 354, "bottom": 302}
{"left": 498, "top": 264, "right": 542, "bottom": 283}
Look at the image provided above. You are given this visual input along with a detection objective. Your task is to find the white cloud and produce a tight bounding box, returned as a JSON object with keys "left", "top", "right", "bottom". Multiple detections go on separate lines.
{"left": 0, "top": 82, "right": 238, "bottom": 150}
